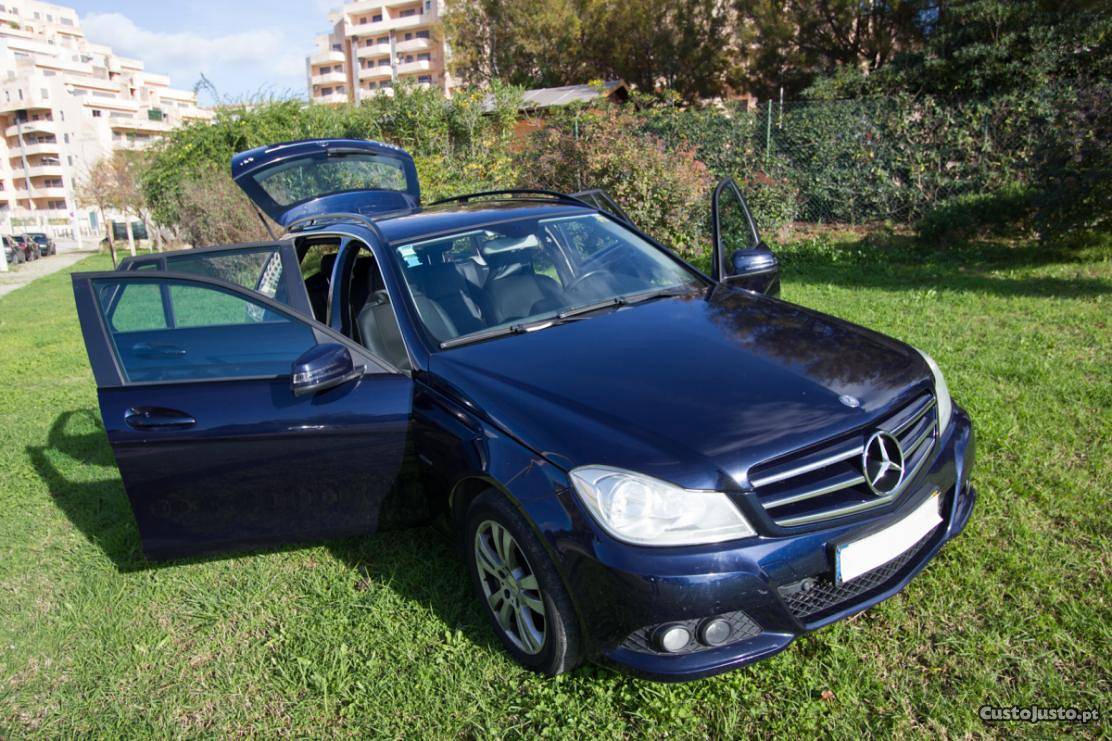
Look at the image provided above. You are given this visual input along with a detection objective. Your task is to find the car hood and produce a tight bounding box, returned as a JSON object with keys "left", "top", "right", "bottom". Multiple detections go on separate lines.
{"left": 428, "top": 286, "right": 931, "bottom": 490}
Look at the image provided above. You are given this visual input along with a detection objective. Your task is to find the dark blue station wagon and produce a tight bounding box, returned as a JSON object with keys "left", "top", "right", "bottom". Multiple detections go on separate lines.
{"left": 71, "top": 139, "right": 975, "bottom": 680}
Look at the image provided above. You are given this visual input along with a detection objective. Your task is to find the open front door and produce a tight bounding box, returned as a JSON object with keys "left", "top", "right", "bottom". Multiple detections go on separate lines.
{"left": 72, "top": 270, "right": 415, "bottom": 560}
{"left": 711, "top": 178, "right": 781, "bottom": 296}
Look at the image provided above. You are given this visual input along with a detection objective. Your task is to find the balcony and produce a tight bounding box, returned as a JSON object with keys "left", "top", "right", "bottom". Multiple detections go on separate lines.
{"left": 394, "top": 37, "right": 432, "bottom": 53}
{"left": 309, "top": 49, "right": 345, "bottom": 66}
{"left": 396, "top": 59, "right": 432, "bottom": 75}
{"left": 347, "top": 13, "right": 429, "bottom": 36}
{"left": 14, "top": 186, "right": 68, "bottom": 199}
{"left": 109, "top": 116, "right": 172, "bottom": 133}
{"left": 5, "top": 120, "right": 55, "bottom": 138}
{"left": 23, "top": 164, "right": 64, "bottom": 178}
{"left": 311, "top": 70, "right": 348, "bottom": 85}
{"left": 12, "top": 141, "right": 61, "bottom": 157}
{"left": 359, "top": 65, "right": 394, "bottom": 81}
{"left": 312, "top": 91, "right": 350, "bottom": 105}
{"left": 356, "top": 42, "right": 392, "bottom": 58}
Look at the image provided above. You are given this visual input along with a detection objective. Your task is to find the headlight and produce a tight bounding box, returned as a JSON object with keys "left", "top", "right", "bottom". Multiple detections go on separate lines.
{"left": 569, "top": 466, "right": 756, "bottom": 546}
{"left": 916, "top": 349, "right": 952, "bottom": 432}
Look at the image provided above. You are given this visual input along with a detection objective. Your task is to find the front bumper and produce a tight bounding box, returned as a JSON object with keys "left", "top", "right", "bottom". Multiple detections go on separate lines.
{"left": 559, "top": 408, "right": 975, "bottom": 681}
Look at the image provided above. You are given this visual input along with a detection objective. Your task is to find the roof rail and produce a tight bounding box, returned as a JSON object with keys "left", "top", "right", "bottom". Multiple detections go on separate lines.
{"left": 428, "top": 189, "right": 592, "bottom": 208}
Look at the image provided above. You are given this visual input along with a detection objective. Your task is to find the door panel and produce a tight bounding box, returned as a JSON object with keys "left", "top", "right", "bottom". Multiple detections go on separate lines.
{"left": 120, "top": 242, "right": 313, "bottom": 318}
{"left": 97, "top": 375, "right": 412, "bottom": 559}
{"left": 72, "top": 271, "right": 415, "bottom": 560}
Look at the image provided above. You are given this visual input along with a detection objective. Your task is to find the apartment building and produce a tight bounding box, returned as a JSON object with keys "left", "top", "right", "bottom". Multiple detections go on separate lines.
{"left": 0, "top": 0, "right": 212, "bottom": 241}
{"left": 307, "top": 0, "right": 455, "bottom": 104}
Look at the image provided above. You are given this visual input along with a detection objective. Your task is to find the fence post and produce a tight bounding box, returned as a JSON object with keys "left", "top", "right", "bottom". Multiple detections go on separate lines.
{"left": 765, "top": 100, "right": 773, "bottom": 168}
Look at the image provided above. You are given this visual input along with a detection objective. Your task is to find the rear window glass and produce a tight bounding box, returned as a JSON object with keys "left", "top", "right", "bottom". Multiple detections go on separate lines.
{"left": 252, "top": 153, "right": 408, "bottom": 206}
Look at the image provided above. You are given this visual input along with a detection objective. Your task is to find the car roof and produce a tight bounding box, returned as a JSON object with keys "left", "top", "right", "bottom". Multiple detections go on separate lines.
{"left": 371, "top": 200, "right": 595, "bottom": 245}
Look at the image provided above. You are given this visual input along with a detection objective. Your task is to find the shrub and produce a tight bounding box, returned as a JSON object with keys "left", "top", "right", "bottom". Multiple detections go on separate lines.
{"left": 518, "top": 109, "right": 714, "bottom": 257}
{"left": 915, "top": 184, "right": 1036, "bottom": 243}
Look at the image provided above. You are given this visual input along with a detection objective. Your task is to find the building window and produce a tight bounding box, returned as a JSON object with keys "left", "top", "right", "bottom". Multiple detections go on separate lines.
{"left": 332, "top": 43, "right": 341, "bottom": 51}
{"left": 358, "top": 15, "right": 367, "bottom": 24}
{"left": 378, "top": 59, "right": 389, "bottom": 66}
{"left": 417, "top": 30, "right": 430, "bottom": 38}
{"left": 372, "top": 14, "right": 382, "bottom": 21}
{"left": 405, "top": 55, "right": 413, "bottom": 63}
{"left": 418, "top": 53, "right": 431, "bottom": 61}
{"left": 92, "top": 109, "right": 101, "bottom": 117}
{"left": 378, "top": 36, "right": 388, "bottom": 44}
{"left": 399, "top": 8, "right": 416, "bottom": 16}
{"left": 418, "top": 75, "right": 432, "bottom": 84}
{"left": 63, "top": 133, "right": 69, "bottom": 143}
{"left": 322, "top": 87, "right": 332, "bottom": 95}
{"left": 404, "top": 32, "right": 412, "bottom": 40}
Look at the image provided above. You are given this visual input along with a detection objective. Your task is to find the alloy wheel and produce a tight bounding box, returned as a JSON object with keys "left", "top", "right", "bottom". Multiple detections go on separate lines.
{"left": 473, "top": 519, "right": 547, "bottom": 654}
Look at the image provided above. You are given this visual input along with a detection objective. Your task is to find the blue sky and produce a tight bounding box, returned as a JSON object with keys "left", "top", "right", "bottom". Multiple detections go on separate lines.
{"left": 71, "top": 1, "right": 338, "bottom": 105}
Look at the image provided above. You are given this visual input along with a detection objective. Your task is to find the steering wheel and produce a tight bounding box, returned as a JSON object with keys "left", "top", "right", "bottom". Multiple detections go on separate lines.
{"left": 564, "top": 269, "right": 609, "bottom": 293}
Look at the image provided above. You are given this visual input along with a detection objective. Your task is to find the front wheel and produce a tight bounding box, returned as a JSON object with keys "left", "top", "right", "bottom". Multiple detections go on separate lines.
{"left": 465, "top": 490, "right": 583, "bottom": 675}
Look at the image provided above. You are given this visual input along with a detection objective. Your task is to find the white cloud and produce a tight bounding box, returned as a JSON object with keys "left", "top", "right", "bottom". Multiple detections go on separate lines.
{"left": 80, "top": 12, "right": 306, "bottom": 101}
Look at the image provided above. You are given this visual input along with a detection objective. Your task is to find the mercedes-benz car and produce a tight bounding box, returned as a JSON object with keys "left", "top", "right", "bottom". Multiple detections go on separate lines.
{"left": 70, "top": 138, "right": 975, "bottom": 680}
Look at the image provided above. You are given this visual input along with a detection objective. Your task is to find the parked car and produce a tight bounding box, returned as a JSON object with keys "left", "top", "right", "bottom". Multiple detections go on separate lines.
{"left": 23, "top": 232, "right": 56, "bottom": 257}
{"left": 70, "top": 139, "right": 975, "bottom": 681}
{"left": 3, "top": 235, "right": 25, "bottom": 265}
{"left": 9, "top": 234, "right": 37, "bottom": 262}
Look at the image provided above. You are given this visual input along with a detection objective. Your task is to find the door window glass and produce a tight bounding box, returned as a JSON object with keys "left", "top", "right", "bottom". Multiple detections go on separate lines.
{"left": 167, "top": 248, "right": 288, "bottom": 303}
{"left": 716, "top": 185, "right": 759, "bottom": 253}
{"left": 94, "top": 277, "right": 317, "bottom": 383}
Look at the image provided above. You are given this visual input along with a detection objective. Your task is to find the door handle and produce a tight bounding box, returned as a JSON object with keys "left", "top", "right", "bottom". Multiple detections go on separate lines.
{"left": 125, "top": 407, "right": 196, "bottom": 430}
{"left": 131, "top": 342, "right": 187, "bottom": 358}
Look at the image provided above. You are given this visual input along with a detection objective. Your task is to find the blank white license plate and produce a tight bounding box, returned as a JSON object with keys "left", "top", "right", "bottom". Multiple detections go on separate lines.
{"left": 835, "top": 491, "right": 942, "bottom": 585}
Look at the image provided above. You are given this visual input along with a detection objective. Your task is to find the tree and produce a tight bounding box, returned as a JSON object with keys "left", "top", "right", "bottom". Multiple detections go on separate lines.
{"left": 733, "top": 0, "right": 930, "bottom": 99}
{"left": 443, "top": 0, "right": 736, "bottom": 99}
{"left": 110, "top": 150, "right": 163, "bottom": 253}
{"left": 75, "top": 157, "right": 119, "bottom": 267}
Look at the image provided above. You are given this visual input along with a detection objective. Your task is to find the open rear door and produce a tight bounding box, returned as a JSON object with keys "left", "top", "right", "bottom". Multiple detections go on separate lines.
{"left": 120, "top": 241, "right": 313, "bottom": 318}
{"left": 71, "top": 270, "right": 415, "bottom": 560}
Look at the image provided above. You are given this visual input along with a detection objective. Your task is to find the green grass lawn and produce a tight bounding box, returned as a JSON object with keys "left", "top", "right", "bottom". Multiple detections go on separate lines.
{"left": 1, "top": 234, "right": 1108, "bottom": 737}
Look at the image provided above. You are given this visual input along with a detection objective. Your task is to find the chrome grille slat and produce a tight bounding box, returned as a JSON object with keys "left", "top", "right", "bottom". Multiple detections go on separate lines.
{"left": 749, "top": 444, "right": 862, "bottom": 488}
{"left": 748, "top": 392, "right": 939, "bottom": 528}
{"left": 890, "top": 397, "right": 936, "bottom": 436}
{"left": 763, "top": 472, "right": 866, "bottom": 509}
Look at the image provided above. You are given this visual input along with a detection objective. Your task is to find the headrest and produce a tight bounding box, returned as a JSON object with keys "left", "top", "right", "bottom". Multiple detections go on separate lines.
{"left": 413, "top": 263, "right": 467, "bottom": 299}
{"left": 479, "top": 234, "right": 540, "bottom": 258}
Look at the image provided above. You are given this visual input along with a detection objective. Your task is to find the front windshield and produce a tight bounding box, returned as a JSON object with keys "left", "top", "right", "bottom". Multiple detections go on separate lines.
{"left": 391, "top": 213, "right": 704, "bottom": 345}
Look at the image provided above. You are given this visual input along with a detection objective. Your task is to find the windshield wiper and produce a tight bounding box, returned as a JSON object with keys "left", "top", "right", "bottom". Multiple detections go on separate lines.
{"left": 439, "top": 318, "right": 557, "bottom": 349}
{"left": 557, "top": 296, "right": 627, "bottom": 320}
{"left": 556, "top": 286, "right": 691, "bottom": 321}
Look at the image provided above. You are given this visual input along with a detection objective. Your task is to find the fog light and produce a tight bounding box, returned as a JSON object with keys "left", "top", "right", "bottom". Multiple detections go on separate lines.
{"left": 699, "top": 618, "right": 732, "bottom": 646}
{"left": 656, "top": 625, "right": 691, "bottom": 653}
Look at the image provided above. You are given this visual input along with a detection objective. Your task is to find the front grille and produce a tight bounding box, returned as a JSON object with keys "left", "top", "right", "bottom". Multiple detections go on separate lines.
{"left": 747, "top": 391, "right": 939, "bottom": 527}
{"left": 620, "top": 610, "right": 761, "bottom": 655}
{"left": 779, "top": 527, "right": 937, "bottom": 621}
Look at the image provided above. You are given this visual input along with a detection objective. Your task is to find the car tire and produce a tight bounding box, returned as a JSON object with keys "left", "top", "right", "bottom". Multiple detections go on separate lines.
{"left": 465, "top": 489, "right": 583, "bottom": 676}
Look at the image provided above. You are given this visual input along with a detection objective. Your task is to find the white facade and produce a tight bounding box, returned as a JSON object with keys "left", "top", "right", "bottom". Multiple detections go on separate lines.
{"left": 307, "top": 0, "right": 455, "bottom": 104}
{"left": 0, "top": 0, "right": 213, "bottom": 241}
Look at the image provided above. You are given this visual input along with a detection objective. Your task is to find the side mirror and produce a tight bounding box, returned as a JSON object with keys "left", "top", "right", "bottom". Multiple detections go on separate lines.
{"left": 727, "top": 246, "right": 781, "bottom": 296}
{"left": 291, "top": 343, "right": 363, "bottom": 397}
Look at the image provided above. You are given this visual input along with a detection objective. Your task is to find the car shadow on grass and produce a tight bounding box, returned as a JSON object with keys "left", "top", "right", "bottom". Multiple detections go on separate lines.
{"left": 29, "top": 408, "right": 501, "bottom": 652}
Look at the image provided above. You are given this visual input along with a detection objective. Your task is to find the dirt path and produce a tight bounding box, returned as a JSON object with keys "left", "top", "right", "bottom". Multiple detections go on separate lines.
{"left": 0, "top": 247, "right": 96, "bottom": 299}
